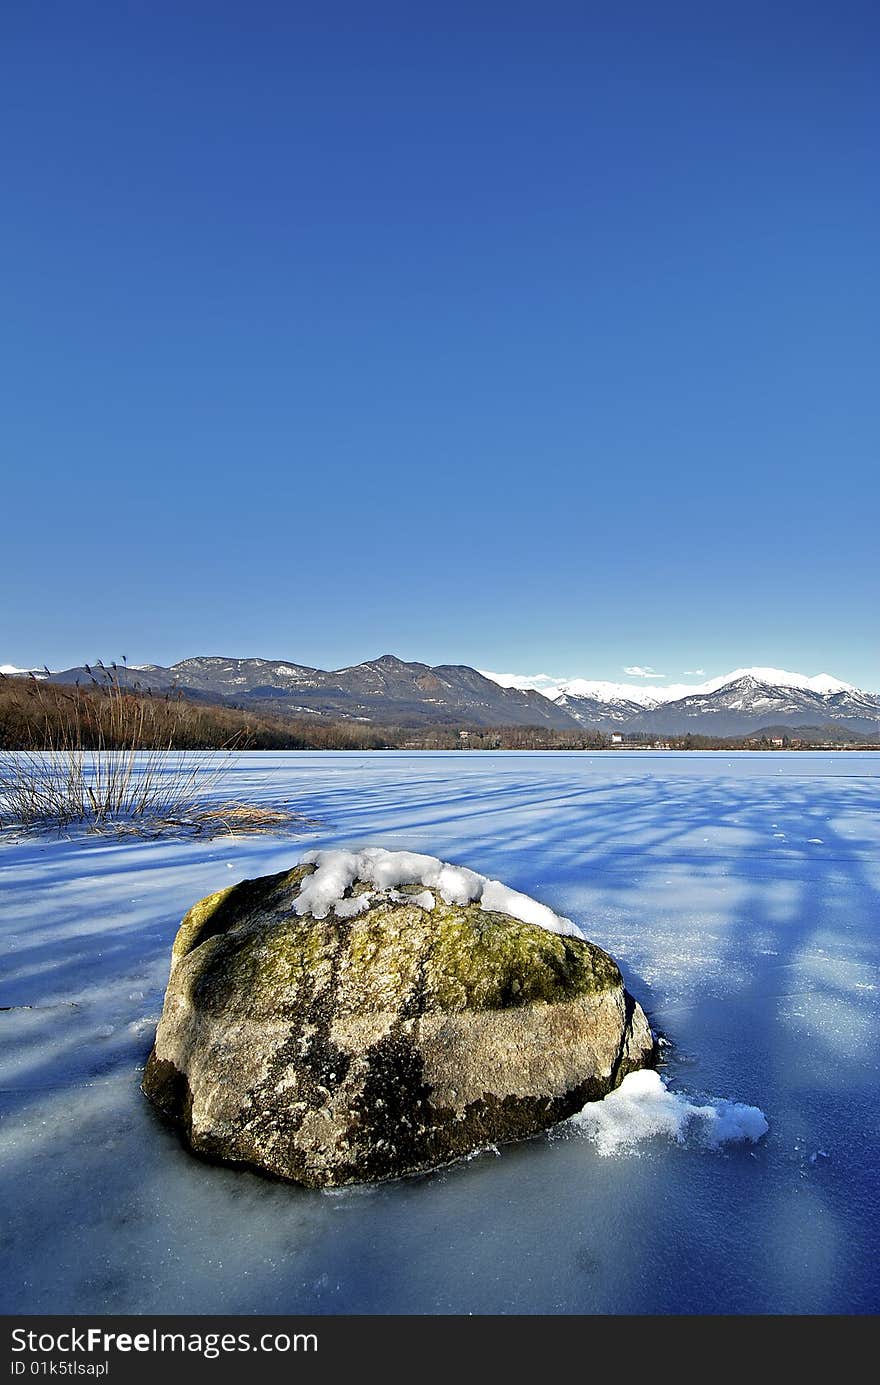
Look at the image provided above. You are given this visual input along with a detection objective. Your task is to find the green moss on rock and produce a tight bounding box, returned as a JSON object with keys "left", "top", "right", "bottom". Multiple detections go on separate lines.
{"left": 422, "top": 903, "right": 620, "bottom": 1010}
{"left": 171, "top": 863, "right": 315, "bottom": 965}
{"left": 171, "top": 874, "right": 620, "bottom": 1020}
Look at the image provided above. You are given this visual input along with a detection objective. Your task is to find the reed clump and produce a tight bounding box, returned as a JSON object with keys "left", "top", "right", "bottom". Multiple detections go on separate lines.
{"left": 0, "top": 662, "right": 295, "bottom": 836}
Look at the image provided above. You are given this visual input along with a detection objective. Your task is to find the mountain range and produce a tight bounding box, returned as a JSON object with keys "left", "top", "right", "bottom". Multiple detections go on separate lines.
{"left": 9, "top": 654, "right": 878, "bottom": 738}
{"left": 552, "top": 672, "right": 880, "bottom": 737}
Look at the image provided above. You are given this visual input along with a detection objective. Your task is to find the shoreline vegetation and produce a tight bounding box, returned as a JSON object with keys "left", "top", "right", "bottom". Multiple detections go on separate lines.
{"left": 1, "top": 670, "right": 877, "bottom": 756}
{"left": 0, "top": 670, "right": 304, "bottom": 835}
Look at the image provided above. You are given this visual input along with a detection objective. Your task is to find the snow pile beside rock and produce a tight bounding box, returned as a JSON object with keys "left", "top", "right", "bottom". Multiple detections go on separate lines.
{"left": 570, "top": 1069, "right": 769, "bottom": 1155}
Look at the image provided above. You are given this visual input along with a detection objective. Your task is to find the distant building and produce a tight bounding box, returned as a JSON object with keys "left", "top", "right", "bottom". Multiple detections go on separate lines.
{"left": 771, "top": 737, "right": 785, "bottom": 748}
{"left": 611, "top": 733, "right": 623, "bottom": 745}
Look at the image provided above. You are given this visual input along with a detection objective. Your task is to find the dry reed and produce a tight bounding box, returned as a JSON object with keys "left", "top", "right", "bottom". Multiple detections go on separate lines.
{"left": 0, "top": 662, "right": 290, "bottom": 836}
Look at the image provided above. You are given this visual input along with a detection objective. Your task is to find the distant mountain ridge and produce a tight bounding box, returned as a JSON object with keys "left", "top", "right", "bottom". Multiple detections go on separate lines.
{"left": 550, "top": 666, "right": 856, "bottom": 706}
{"left": 35, "top": 654, "right": 573, "bottom": 729}
{"left": 8, "top": 655, "right": 879, "bottom": 737}
{"left": 554, "top": 672, "right": 880, "bottom": 737}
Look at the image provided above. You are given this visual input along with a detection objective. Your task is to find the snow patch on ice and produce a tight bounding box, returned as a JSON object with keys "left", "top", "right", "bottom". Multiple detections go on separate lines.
{"left": 296, "top": 847, "right": 581, "bottom": 936}
{"left": 570, "top": 1070, "right": 769, "bottom": 1155}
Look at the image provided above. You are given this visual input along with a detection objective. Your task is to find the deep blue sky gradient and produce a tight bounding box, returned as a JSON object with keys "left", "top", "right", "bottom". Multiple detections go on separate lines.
{"left": 3, "top": 3, "right": 878, "bottom": 685}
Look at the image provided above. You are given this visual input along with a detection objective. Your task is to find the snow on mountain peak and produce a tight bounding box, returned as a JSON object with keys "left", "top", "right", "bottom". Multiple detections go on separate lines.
{"left": 555, "top": 679, "right": 664, "bottom": 708}
{"left": 477, "top": 671, "right": 567, "bottom": 698}
{"left": 705, "top": 668, "right": 855, "bottom": 697}
{"left": 481, "top": 666, "right": 859, "bottom": 706}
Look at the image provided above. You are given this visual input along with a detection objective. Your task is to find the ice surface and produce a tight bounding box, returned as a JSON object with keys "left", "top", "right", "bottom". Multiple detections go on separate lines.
{"left": 1, "top": 751, "right": 879, "bottom": 1314}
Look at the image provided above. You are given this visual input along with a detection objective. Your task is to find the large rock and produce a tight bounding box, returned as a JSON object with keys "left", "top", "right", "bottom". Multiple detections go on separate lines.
{"left": 143, "top": 853, "right": 654, "bottom": 1186}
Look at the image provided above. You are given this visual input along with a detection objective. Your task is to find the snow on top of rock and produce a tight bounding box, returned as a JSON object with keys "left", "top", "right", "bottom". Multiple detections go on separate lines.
{"left": 295, "top": 847, "right": 582, "bottom": 938}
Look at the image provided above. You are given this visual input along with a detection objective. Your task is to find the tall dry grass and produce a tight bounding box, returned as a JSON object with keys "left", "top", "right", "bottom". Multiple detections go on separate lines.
{"left": 0, "top": 663, "right": 242, "bottom": 832}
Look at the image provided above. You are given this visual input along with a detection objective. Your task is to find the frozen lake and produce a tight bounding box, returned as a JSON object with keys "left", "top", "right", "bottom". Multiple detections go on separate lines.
{"left": 2, "top": 751, "right": 879, "bottom": 1314}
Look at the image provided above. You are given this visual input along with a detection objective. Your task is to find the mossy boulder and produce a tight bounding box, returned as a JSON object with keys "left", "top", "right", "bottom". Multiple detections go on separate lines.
{"left": 143, "top": 861, "right": 654, "bottom": 1186}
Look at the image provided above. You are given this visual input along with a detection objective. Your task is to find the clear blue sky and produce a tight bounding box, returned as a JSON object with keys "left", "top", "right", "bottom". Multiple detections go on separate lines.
{"left": 3, "top": 2, "right": 878, "bottom": 686}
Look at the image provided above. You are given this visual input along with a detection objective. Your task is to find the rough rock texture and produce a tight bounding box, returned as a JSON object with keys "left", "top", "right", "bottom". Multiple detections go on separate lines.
{"left": 143, "top": 864, "right": 655, "bottom": 1186}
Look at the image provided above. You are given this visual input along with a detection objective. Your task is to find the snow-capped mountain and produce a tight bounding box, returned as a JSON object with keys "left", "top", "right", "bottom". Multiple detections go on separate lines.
{"left": 635, "top": 674, "right": 879, "bottom": 737}
{"left": 8, "top": 656, "right": 879, "bottom": 737}
{"left": 483, "top": 666, "right": 879, "bottom": 735}
{"left": 553, "top": 679, "right": 666, "bottom": 709}
{"left": 552, "top": 693, "right": 649, "bottom": 727}
{"left": 484, "top": 666, "right": 857, "bottom": 708}
{"left": 552, "top": 671, "right": 879, "bottom": 735}
{"left": 633, "top": 667, "right": 855, "bottom": 704}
